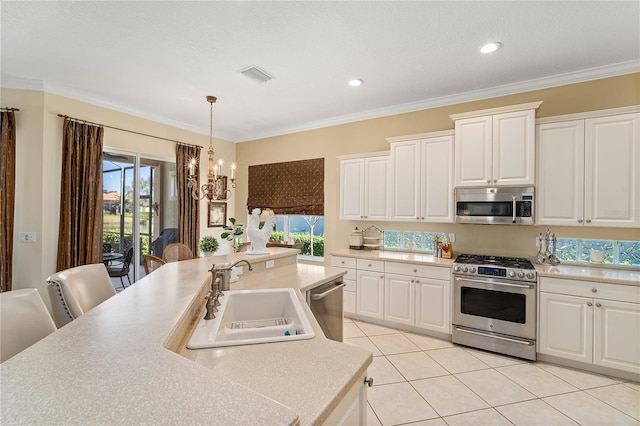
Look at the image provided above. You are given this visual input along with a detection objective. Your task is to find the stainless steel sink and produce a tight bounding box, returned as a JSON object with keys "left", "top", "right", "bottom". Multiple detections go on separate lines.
{"left": 187, "top": 288, "right": 315, "bottom": 349}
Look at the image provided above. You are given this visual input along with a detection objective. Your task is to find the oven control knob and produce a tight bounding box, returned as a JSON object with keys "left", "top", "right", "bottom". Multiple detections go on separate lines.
{"left": 454, "top": 266, "right": 460, "bottom": 272}
{"left": 517, "top": 272, "right": 525, "bottom": 278}
{"left": 509, "top": 271, "right": 516, "bottom": 278}
{"left": 470, "top": 267, "right": 476, "bottom": 273}
{"left": 462, "top": 267, "right": 469, "bottom": 273}
{"left": 526, "top": 272, "right": 535, "bottom": 280}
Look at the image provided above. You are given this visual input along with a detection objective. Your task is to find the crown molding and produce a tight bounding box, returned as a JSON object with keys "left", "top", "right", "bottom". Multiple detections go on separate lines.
{"left": 238, "top": 60, "right": 639, "bottom": 142}
{"left": 3, "top": 60, "right": 639, "bottom": 143}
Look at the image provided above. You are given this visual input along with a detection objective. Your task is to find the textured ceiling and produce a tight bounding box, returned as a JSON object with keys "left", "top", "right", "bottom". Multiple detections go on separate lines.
{"left": 1, "top": 1, "right": 639, "bottom": 142}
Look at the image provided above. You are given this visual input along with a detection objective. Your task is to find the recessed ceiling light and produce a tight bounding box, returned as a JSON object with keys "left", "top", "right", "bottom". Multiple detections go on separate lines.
{"left": 348, "top": 79, "right": 364, "bottom": 87}
{"left": 480, "top": 42, "right": 502, "bottom": 54}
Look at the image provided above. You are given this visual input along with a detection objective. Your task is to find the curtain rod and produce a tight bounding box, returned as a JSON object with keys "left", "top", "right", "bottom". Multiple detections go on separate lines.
{"left": 56, "top": 114, "right": 201, "bottom": 149}
{"left": 1, "top": 107, "right": 20, "bottom": 111}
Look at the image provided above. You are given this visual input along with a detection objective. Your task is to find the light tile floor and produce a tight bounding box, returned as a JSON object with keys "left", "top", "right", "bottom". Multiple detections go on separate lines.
{"left": 343, "top": 318, "right": 640, "bottom": 426}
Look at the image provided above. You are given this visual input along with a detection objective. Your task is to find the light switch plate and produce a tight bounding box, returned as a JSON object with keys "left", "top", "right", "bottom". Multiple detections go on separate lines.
{"left": 266, "top": 260, "right": 275, "bottom": 269}
{"left": 19, "top": 232, "right": 36, "bottom": 243}
{"left": 448, "top": 233, "right": 456, "bottom": 243}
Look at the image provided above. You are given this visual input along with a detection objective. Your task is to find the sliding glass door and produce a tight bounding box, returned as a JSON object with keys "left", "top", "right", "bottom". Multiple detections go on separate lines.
{"left": 103, "top": 150, "right": 176, "bottom": 284}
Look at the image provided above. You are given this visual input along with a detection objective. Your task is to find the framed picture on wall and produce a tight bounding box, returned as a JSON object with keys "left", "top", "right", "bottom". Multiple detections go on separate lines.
{"left": 208, "top": 202, "right": 226, "bottom": 227}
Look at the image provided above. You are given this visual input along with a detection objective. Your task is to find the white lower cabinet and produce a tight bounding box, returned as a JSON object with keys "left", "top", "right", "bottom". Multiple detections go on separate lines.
{"left": 384, "top": 262, "right": 451, "bottom": 334}
{"left": 356, "top": 259, "right": 385, "bottom": 320}
{"left": 384, "top": 274, "right": 414, "bottom": 325}
{"left": 538, "top": 277, "right": 640, "bottom": 375}
{"left": 415, "top": 278, "right": 450, "bottom": 334}
{"left": 324, "top": 372, "right": 367, "bottom": 425}
{"left": 331, "top": 256, "right": 357, "bottom": 315}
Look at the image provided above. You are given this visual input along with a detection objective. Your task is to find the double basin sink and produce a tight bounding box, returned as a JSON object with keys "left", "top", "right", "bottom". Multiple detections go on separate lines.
{"left": 187, "top": 288, "right": 315, "bottom": 349}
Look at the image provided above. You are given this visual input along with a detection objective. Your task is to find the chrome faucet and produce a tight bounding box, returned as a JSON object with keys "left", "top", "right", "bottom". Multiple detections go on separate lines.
{"left": 203, "top": 260, "right": 254, "bottom": 320}
{"left": 213, "top": 259, "right": 254, "bottom": 292}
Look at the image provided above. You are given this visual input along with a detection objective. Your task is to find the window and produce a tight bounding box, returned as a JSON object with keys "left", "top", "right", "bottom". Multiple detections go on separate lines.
{"left": 247, "top": 158, "right": 325, "bottom": 260}
{"left": 271, "top": 215, "right": 324, "bottom": 260}
{"left": 555, "top": 238, "right": 640, "bottom": 267}
{"left": 383, "top": 230, "right": 445, "bottom": 252}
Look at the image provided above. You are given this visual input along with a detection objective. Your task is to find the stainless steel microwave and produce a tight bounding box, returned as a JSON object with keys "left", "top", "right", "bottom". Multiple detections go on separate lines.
{"left": 455, "top": 186, "right": 534, "bottom": 225}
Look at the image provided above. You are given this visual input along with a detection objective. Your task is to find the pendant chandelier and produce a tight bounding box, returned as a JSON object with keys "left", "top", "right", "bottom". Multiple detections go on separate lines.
{"left": 187, "top": 96, "right": 236, "bottom": 201}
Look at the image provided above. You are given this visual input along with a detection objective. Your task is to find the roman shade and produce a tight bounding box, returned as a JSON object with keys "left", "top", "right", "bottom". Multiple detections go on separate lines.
{"left": 247, "top": 158, "right": 324, "bottom": 216}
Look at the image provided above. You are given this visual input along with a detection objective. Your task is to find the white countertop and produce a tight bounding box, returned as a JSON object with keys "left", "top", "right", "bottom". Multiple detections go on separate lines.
{"left": 332, "top": 248, "right": 639, "bottom": 286}
{"left": 331, "top": 248, "right": 455, "bottom": 268}
{"left": 535, "top": 263, "right": 640, "bottom": 286}
{"left": 1, "top": 249, "right": 371, "bottom": 425}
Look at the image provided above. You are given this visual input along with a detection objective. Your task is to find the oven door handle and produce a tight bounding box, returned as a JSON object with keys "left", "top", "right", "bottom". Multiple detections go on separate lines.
{"left": 454, "top": 276, "right": 534, "bottom": 290}
{"left": 512, "top": 195, "right": 517, "bottom": 223}
{"left": 310, "top": 282, "right": 345, "bottom": 300}
{"left": 454, "top": 326, "right": 534, "bottom": 346}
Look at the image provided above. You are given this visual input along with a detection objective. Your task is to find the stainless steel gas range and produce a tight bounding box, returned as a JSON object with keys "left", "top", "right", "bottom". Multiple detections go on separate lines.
{"left": 452, "top": 254, "right": 537, "bottom": 361}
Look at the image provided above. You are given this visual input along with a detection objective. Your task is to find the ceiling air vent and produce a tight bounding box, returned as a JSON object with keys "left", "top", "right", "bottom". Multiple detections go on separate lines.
{"left": 238, "top": 65, "right": 275, "bottom": 84}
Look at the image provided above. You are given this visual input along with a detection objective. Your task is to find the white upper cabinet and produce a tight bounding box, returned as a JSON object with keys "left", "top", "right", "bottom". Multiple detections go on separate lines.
{"left": 537, "top": 109, "right": 639, "bottom": 227}
{"left": 388, "top": 131, "right": 454, "bottom": 222}
{"left": 339, "top": 153, "right": 390, "bottom": 221}
{"left": 451, "top": 103, "right": 540, "bottom": 187}
{"left": 585, "top": 113, "right": 639, "bottom": 227}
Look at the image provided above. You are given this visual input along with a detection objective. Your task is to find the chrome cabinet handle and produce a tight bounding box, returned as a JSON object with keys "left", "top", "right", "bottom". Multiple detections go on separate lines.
{"left": 586, "top": 219, "right": 592, "bottom": 223}
{"left": 596, "top": 303, "right": 602, "bottom": 308}
{"left": 592, "top": 288, "right": 597, "bottom": 293}
{"left": 587, "top": 302, "right": 593, "bottom": 306}
{"left": 494, "top": 179, "right": 497, "bottom": 183}
{"left": 364, "top": 377, "right": 374, "bottom": 387}
{"left": 487, "top": 179, "right": 491, "bottom": 184}
{"left": 578, "top": 219, "right": 583, "bottom": 223}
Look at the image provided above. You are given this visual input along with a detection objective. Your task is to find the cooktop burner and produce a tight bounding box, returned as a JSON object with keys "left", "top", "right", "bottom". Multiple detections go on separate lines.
{"left": 453, "top": 254, "right": 536, "bottom": 282}
{"left": 454, "top": 254, "right": 534, "bottom": 269}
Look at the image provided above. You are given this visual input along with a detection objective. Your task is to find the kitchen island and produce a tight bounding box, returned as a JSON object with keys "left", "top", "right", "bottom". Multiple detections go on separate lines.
{"left": 0, "top": 249, "right": 372, "bottom": 425}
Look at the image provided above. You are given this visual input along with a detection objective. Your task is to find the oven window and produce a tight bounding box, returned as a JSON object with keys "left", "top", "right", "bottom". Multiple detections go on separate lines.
{"left": 461, "top": 287, "right": 526, "bottom": 323}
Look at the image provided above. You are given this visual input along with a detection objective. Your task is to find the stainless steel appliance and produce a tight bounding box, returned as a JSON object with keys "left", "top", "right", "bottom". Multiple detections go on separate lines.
{"left": 455, "top": 186, "right": 534, "bottom": 225}
{"left": 452, "top": 254, "right": 537, "bottom": 360}
{"left": 306, "top": 279, "right": 345, "bottom": 342}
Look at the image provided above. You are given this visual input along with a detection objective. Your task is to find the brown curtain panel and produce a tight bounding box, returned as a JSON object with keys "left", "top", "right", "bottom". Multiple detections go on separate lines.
{"left": 56, "top": 119, "right": 104, "bottom": 271}
{"left": 247, "top": 158, "right": 324, "bottom": 215}
{"left": 176, "top": 144, "right": 200, "bottom": 255}
{"left": 0, "top": 111, "right": 17, "bottom": 292}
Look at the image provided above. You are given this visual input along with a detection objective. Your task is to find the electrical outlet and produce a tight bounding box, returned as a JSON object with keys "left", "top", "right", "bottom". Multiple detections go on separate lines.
{"left": 535, "top": 236, "right": 541, "bottom": 248}
{"left": 235, "top": 266, "right": 244, "bottom": 275}
{"left": 265, "top": 260, "right": 275, "bottom": 269}
{"left": 19, "top": 232, "right": 36, "bottom": 243}
{"left": 448, "top": 233, "right": 456, "bottom": 243}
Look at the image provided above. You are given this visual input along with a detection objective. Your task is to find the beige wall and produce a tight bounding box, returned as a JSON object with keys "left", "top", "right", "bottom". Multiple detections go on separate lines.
{"left": 235, "top": 74, "right": 640, "bottom": 264}
{"left": 2, "top": 74, "right": 639, "bottom": 309}
{"left": 1, "top": 88, "right": 236, "bottom": 309}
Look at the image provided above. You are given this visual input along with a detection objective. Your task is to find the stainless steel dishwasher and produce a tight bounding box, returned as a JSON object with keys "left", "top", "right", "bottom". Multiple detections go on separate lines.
{"left": 306, "top": 278, "right": 345, "bottom": 342}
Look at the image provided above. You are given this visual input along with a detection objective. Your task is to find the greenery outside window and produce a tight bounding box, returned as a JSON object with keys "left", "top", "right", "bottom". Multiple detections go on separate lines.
{"left": 555, "top": 238, "right": 640, "bottom": 267}
{"left": 270, "top": 215, "right": 324, "bottom": 261}
{"left": 383, "top": 231, "right": 445, "bottom": 252}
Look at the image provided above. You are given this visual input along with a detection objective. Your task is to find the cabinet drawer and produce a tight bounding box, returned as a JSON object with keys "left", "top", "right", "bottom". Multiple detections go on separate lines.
{"left": 332, "top": 256, "right": 357, "bottom": 269}
{"left": 343, "top": 269, "right": 357, "bottom": 281}
{"left": 385, "top": 261, "right": 451, "bottom": 281}
{"left": 344, "top": 278, "right": 356, "bottom": 292}
{"left": 539, "top": 277, "right": 640, "bottom": 303}
{"left": 357, "top": 259, "right": 385, "bottom": 272}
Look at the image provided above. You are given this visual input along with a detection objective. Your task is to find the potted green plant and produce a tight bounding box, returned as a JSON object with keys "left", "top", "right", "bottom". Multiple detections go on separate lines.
{"left": 220, "top": 218, "right": 245, "bottom": 252}
{"left": 199, "top": 235, "right": 219, "bottom": 257}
